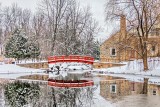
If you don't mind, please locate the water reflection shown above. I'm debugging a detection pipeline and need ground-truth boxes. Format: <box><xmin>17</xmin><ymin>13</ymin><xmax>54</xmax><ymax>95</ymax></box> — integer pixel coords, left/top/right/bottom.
<box><xmin>3</xmin><ymin>81</ymin><xmax>40</xmax><ymax>107</ymax></box>
<box><xmin>114</xmin><ymin>94</ymin><xmax>160</xmax><ymax>107</ymax></box>
<box><xmin>99</xmin><ymin>75</ymin><xmax>160</xmax><ymax>107</ymax></box>
<box><xmin>0</xmin><ymin>81</ymin><xmax>95</xmax><ymax>107</ymax></box>
<box><xmin>1</xmin><ymin>74</ymin><xmax>160</xmax><ymax>107</ymax></box>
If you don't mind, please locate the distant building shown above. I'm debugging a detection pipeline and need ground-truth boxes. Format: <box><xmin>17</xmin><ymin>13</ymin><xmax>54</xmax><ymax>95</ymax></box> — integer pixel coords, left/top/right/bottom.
<box><xmin>100</xmin><ymin>15</ymin><xmax>160</xmax><ymax>63</ymax></box>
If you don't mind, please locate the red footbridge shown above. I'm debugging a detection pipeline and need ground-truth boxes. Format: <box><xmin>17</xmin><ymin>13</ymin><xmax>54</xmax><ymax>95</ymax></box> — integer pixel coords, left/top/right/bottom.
<box><xmin>47</xmin><ymin>55</ymin><xmax>94</xmax><ymax>88</ymax></box>
<box><xmin>48</xmin><ymin>79</ymin><xmax>94</xmax><ymax>88</ymax></box>
<box><xmin>48</xmin><ymin>55</ymin><xmax>94</xmax><ymax>65</ymax></box>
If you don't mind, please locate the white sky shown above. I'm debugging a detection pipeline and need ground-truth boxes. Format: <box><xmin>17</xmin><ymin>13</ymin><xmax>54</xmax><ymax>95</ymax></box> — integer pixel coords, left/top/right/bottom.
<box><xmin>0</xmin><ymin>0</ymin><xmax>113</xmax><ymax>42</ymax></box>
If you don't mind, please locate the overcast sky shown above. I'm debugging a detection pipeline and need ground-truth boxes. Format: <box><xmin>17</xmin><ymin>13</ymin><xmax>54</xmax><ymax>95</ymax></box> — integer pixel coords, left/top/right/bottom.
<box><xmin>0</xmin><ymin>0</ymin><xmax>113</xmax><ymax>42</ymax></box>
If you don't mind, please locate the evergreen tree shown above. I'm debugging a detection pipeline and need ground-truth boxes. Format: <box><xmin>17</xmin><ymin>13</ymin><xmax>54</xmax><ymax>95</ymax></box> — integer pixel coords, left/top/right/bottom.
<box><xmin>5</xmin><ymin>29</ymin><xmax>28</xmax><ymax>61</ymax></box>
<box><xmin>93</xmin><ymin>40</ymin><xmax>100</xmax><ymax>60</ymax></box>
<box><xmin>5</xmin><ymin>29</ymin><xmax>41</xmax><ymax>61</ymax></box>
<box><xmin>26</xmin><ymin>42</ymin><xmax>40</xmax><ymax>59</ymax></box>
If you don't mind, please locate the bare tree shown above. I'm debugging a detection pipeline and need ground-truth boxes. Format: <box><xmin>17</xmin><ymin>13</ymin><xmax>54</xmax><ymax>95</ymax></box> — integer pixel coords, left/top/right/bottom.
<box><xmin>31</xmin><ymin>12</ymin><xmax>49</xmax><ymax>59</ymax></box>
<box><xmin>37</xmin><ymin>0</ymin><xmax>100</xmax><ymax>57</ymax></box>
<box><xmin>0</xmin><ymin>0</ymin><xmax>100</xmax><ymax>60</ymax></box>
<box><xmin>54</xmin><ymin>2</ymin><xmax>100</xmax><ymax>56</ymax></box>
<box><xmin>38</xmin><ymin>0</ymin><xmax>70</xmax><ymax>55</ymax></box>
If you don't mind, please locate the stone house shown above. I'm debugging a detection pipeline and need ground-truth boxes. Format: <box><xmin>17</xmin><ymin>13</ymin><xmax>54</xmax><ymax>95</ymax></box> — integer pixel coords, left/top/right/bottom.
<box><xmin>100</xmin><ymin>15</ymin><xmax>160</xmax><ymax>63</ymax></box>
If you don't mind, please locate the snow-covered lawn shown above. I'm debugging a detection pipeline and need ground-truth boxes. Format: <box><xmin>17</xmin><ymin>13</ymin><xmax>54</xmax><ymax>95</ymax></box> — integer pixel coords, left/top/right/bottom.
<box><xmin>0</xmin><ymin>64</ymin><xmax>44</xmax><ymax>73</ymax></box>
<box><xmin>0</xmin><ymin>64</ymin><xmax>45</xmax><ymax>79</ymax></box>
<box><xmin>90</xmin><ymin>57</ymin><xmax>160</xmax><ymax>85</ymax></box>
<box><xmin>94</xmin><ymin>57</ymin><xmax>160</xmax><ymax>76</ymax></box>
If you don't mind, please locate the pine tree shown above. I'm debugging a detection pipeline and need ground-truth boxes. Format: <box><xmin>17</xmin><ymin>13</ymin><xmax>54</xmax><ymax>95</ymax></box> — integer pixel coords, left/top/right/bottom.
<box><xmin>26</xmin><ymin>42</ymin><xmax>40</xmax><ymax>59</ymax></box>
<box><xmin>93</xmin><ymin>40</ymin><xmax>100</xmax><ymax>60</ymax></box>
<box><xmin>5</xmin><ymin>29</ymin><xmax>28</xmax><ymax>61</ymax></box>
<box><xmin>5</xmin><ymin>28</ymin><xmax>41</xmax><ymax>62</ymax></box>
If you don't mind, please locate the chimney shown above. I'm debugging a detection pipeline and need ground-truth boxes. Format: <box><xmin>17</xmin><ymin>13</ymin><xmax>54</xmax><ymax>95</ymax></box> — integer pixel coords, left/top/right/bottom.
<box><xmin>120</xmin><ymin>15</ymin><xmax>126</xmax><ymax>40</ymax></box>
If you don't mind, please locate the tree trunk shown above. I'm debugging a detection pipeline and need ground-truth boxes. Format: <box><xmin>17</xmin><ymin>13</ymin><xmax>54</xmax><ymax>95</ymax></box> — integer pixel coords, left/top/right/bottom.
<box><xmin>142</xmin><ymin>78</ymin><xmax>149</xmax><ymax>94</ymax></box>
<box><xmin>142</xmin><ymin>49</ymin><xmax>148</xmax><ymax>71</ymax></box>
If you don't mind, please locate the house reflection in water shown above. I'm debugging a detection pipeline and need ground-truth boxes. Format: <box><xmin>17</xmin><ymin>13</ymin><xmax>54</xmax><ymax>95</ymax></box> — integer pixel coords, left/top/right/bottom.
<box><xmin>100</xmin><ymin>75</ymin><xmax>160</xmax><ymax>100</ymax></box>
<box><xmin>148</xmin><ymin>84</ymin><xmax>160</xmax><ymax>96</ymax></box>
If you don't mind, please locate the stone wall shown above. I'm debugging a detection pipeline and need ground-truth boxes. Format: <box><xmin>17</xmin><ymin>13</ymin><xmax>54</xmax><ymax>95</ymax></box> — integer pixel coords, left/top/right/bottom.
<box><xmin>18</xmin><ymin>74</ymin><xmax>49</xmax><ymax>81</ymax></box>
<box><xmin>18</xmin><ymin>61</ymin><xmax>125</xmax><ymax>69</ymax></box>
<box><xmin>93</xmin><ymin>62</ymin><xmax>125</xmax><ymax>69</ymax></box>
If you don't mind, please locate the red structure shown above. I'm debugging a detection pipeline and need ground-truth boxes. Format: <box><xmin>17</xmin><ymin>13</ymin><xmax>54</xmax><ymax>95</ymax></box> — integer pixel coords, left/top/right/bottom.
<box><xmin>48</xmin><ymin>55</ymin><xmax>94</xmax><ymax>65</ymax></box>
<box><xmin>48</xmin><ymin>79</ymin><xmax>94</xmax><ymax>88</ymax></box>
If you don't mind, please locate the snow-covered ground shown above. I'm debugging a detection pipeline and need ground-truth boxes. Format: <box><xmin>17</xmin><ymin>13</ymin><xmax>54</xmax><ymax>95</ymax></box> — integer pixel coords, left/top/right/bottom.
<box><xmin>0</xmin><ymin>63</ymin><xmax>114</xmax><ymax>107</ymax></box>
<box><xmin>93</xmin><ymin>57</ymin><xmax>160</xmax><ymax>76</ymax></box>
<box><xmin>0</xmin><ymin>64</ymin><xmax>45</xmax><ymax>79</ymax></box>
<box><xmin>91</xmin><ymin>57</ymin><xmax>160</xmax><ymax>85</ymax></box>
<box><xmin>0</xmin><ymin>64</ymin><xmax>44</xmax><ymax>73</ymax></box>
<box><xmin>1</xmin><ymin>59</ymin><xmax>160</xmax><ymax>107</ymax></box>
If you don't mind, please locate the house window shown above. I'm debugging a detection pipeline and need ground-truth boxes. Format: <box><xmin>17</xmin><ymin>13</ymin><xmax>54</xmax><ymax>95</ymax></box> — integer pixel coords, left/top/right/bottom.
<box><xmin>110</xmin><ymin>48</ymin><xmax>116</xmax><ymax>56</ymax></box>
<box><xmin>153</xmin><ymin>90</ymin><xmax>156</xmax><ymax>95</ymax></box>
<box><xmin>110</xmin><ymin>84</ymin><xmax>116</xmax><ymax>93</ymax></box>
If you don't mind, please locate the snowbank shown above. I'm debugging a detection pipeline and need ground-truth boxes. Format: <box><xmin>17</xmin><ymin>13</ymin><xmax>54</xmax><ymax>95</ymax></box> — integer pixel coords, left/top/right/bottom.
<box><xmin>0</xmin><ymin>64</ymin><xmax>44</xmax><ymax>74</ymax></box>
<box><xmin>91</xmin><ymin>57</ymin><xmax>160</xmax><ymax>85</ymax></box>
<box><xmin>0</xmin><ymin>64</ymin><xmax>46</xmax><ymax>79</ymax></box>
<box><xmin>94</xmin><ymin>57</ymin><xmax>160</xmax><ymax>76</ymax></box>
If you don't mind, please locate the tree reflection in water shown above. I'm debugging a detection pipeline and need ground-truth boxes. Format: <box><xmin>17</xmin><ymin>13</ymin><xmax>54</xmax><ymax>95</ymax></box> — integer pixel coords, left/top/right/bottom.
<box><xmin>2</xmin><ymin>81</ymin><xmax>95</xmax><ymax>107</ymax></box>
<box><xmin>4</xmin><ymin>81</ymin><xmax>40</xmax><ymax>107</ymax></box>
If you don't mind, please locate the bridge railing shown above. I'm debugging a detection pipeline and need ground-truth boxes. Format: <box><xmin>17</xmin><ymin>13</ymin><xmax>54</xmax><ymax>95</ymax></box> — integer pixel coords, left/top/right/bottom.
<box><xmin>48</xmin><ymin>55</ymin><xmax>94</xmax><ymax>64</ymax></box>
